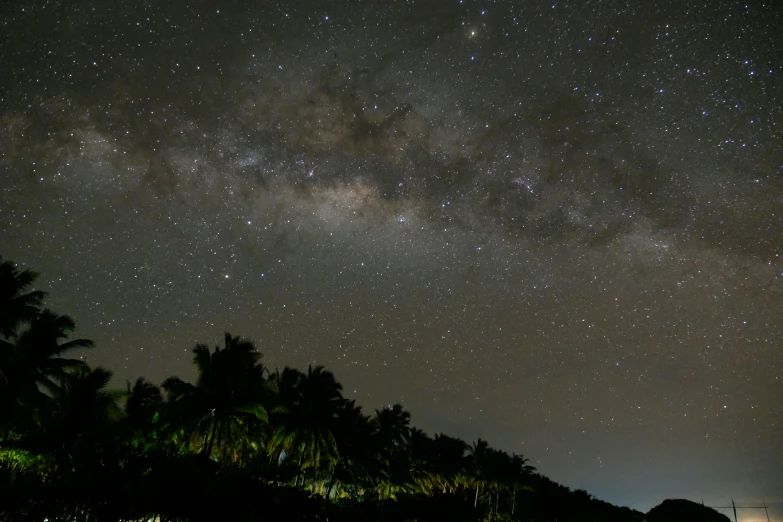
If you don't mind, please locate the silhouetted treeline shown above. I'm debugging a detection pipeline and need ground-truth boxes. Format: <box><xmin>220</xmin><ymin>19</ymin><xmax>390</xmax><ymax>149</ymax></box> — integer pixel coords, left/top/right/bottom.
<box><xmin>0</xmin><ymin>256</ymin><xmax>645</xmax><ymax>521</ymax></box>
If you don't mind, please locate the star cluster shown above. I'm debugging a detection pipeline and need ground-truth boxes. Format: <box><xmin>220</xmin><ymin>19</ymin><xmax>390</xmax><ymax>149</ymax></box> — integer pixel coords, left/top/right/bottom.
<box><xmin>1</xmin><ymin>0</ymin><xmax>781</xmax><ymax>516</ymax></box>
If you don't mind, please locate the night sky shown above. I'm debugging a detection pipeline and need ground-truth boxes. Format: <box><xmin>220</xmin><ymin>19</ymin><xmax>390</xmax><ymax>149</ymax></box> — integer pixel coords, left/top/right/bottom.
<box><xmin>1</xmin><ymin>0</ymin><xmax>781</xmax><ymax>517</ymax></box>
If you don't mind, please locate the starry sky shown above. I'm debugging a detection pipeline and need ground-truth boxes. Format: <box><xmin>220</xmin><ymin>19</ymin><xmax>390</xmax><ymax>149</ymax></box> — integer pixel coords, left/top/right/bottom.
<box><xmin>1</xmin><ymin>0</ymin><xmax>781</xmax><ymax>517</ymax></box>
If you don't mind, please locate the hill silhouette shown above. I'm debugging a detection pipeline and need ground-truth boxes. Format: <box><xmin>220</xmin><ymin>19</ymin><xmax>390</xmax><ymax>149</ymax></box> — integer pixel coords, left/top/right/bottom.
<box><xmin>648</xmin><ymin>499</ymin><xmax>732</xmax><ymax>522</ymax></box>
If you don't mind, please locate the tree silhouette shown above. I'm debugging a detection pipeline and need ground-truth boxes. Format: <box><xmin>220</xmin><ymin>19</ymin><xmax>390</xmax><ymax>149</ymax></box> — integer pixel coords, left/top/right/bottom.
<box><xmin>34</xmin><ymin>365</ymin><xmax>122</xmax><ymax>468</ymax></box>
<box><xmin>328</xmin><ymin>399</ymin><xmax>376</xmax><ymax>497</ymax></box>
<box><xmin>162</xmin><ymin>333</ymin><xmax>269</xmax><ymax>461</ymax></box>
<box><xmin>468</xmin><ymin>438</ymin><xmax>490</xmax><ymax>507</ymax></box>
<box><xmin>0</xmin><ymin>257</ymin><xmax>45</xmax><ymax>339</ymax></box>
<box><xmin>268</xmin><ymin>364</ymin><xmax>344</xmax><ymax>479</ymax></box>
<box><xmin>122</xmin><ymin>377</ymin><xmax>164</xmax><ymax>451</ymax></box>
<box><xmin>372</xmin><ymin>403</ymin><xmax>412</xmax><ymax>498</ymax></box>
<box><xmin>430</xmin><ymin>433</ymin><xmax>469</xmax><ymax>493</ymax></box>
<box><xmin>509</xmin><ymin>452</ymin><xmax>536</xmax><ymax>516</ymax></box>
<box><xmin>0</xmin><ymin>311</ymin><xmax>93</xmax><ymax>434</ymax></box>
<box><xmin>372</xmin><ymin>403</ymin><xmax>411</xmax><ymax>451</ymax></box>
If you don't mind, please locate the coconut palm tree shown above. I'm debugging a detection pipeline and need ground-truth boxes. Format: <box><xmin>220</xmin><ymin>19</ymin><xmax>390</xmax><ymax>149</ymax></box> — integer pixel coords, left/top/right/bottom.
<box><xmin>430</xmin><ymin>433</ymin><xmax>469</xmax><ymax>493</ymax></box>
<box><xmin>122</xmin><ymin>377</ymin><xmax>164</xmax><ymax>450</ymax></box>
<box><xmin>407</xmin><ymin>427</ymin><xmax>437</xmax><ymax>494</ymax></box>
<box><xmin>468</xmin><ymin>438</ymin><xmax>490</xmax><ymax>507</ymax></box>
<box><xmin>371</xmin><ymin>403</ymin><xmax>412</xmax><ymax>498</ymax></box>
<box><xmin>483</xmin><ymin>447</ymin><xmax>516</xmax><ymax>518</ymax></box>
<box><xmin>267</xmin><ymin>365</ymin><xmax>344</xmax><ymax>480</ymax></box>
<box><xmin>509</xmin><ymin>453</ymin><xmax>536</xmax><ymax>516</ymax></box>
<box><xmin>34</xmin><ymin>365</ymin><xmax>123</xmax><ymax>467</ymax></box>
<box><xmin>0</xmin><ymin>257</ymin><xmax>45</xmax><ymax>340</ymax></box>
<box><xmin>327</xmin><ymin>399</ymin><xmax>375</xmax><ymax>497</ymax></box>
<box><xmin>372</xmin><ymin>403</ymin><xmax>411</xmax><ymax>451</ymax></box>
<box><xmin>0</xmin><ymin>311</ymin><xmax>93</xmax><ymax>433</ymax></box>
<box><xmin>124</xmin><ymin>378</ymin><xmax>163</xmax><ymax>423</ymax></box>
<box><xmin>162</xmin><ymin>333</ymin><xmax>269</xmax><ymax>461</ymax></box>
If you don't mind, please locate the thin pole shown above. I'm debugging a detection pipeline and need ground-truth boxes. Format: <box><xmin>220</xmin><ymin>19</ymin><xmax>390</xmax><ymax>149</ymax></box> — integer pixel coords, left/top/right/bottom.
<box><xmin>732</xmin><ymin>499</ymin><xmax>738</xmax><ymax>522</ymax></box>
<box><xmin>763</xmin><ymin>498</ymin><xmax>770</xmax><ymax>522</ymax></box>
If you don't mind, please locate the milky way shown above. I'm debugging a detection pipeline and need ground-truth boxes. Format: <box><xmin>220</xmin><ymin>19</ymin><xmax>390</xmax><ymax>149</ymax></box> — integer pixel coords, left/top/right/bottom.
<box><xmin>1</xmin><ymin>0</ymin><xmax>781</xmax><ymax>516</ymax></box>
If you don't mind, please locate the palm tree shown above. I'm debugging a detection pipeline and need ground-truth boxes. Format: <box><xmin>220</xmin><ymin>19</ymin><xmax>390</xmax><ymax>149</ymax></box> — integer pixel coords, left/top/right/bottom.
<box><xmin>34</xmin><ymin>365</ymin><xmax>122</xmax><ymax>466</ymax></box>
<box><xmin>125</xmin><ymin>378</ymin><xmax>163</xmax><ymax>422</ymax></box>
<box><xmin>162</xmin><ymin>333</ymin><xmax>269</xmax><ymax>462</ymax></box>
<box><xmin>0</xmin><ymin>257</ymin><xmax>45</xmax><ymax>339</ymax></box>
<box><xmin>371</xmin><ymin>403</ymin><xmax>412</xmax><ymax>498</ymax></box>
<box><xmin>372</xmin><ymin>403</ymin><xmax>411</xmax><ymax>451</ymax></box>
<box><xmin>484</xmin><ymin>447</ymin><xmax>515</xmax><ymax>518</ymax></box>
<box><xmin>509</xmin><ymin>453</ymin><xmax>535</xmax><ymax>516</ymax></box>
<box><xmin>468</xmin><ymin>438</ymin><xmax>490</xmax><ymax>507</ymax></box>
<box><xmin>0</xmin><ymin>311</ymin><xmax>93</xmax><ymax>433</ymax></box>
<box><xmin>407</xmin><ymin>427</ymin><xmax>437</xmax><ymax>494</ymax></box>
<box><xmin>328</xmin><ymin>399</ymin><xmax>375</xmax><ymax>497</ymax></box>
<box><xmin>430</xmin><ymin>433</ymin><xmax>469</xmax><ymax>493</ymax></box>
<box><xmin>267</xmin><ymin>365</ymin><xmax>344</xmax><ymax>481</ymax></box>
<box><xmin>122</xmin><ymin>377</ymin><xmax>164</xmax><ymax>450</ymax></box>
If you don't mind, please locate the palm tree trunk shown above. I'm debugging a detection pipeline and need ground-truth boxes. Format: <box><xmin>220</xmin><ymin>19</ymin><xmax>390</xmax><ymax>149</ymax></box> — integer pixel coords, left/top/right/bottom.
<box><xmin>204</xmin><ymin>418</ymin><xmax>219</xmax><ymax>456</ymax></box>
<box><xmin>512</xmin><ymin>486</ymin><xmax>516</xmax><ymax>515</ymax></box>
<box><xmin>488</xmin><ymin>489</ymin><xmax>493</xmax><ymax>519</ymax></box>
<box><xmin>495</xmin><ymin>490</ymin><xmax>499</xmax><ymax>518</ymax></box>
<box><xmin>326</xmin><ymin>466</ymin><xmax>338</xmax><ymax>499</ymax></box>
<box><xmin>474</xmin><ymin>483</ymin><xmax>480</xmax><ymax>507</ymax></box>
<box><xmin>294</xmin><ymin>455</ymin><xmax>303</xmax><ymax>487</ymax></box>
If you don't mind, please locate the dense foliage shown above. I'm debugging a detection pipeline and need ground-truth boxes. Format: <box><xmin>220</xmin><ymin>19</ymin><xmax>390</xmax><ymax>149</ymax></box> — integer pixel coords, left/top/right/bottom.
<box><xmin>0</xmin><ymin>257</ymin><xmax>645</xmax><ymax>521</ymax></box>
